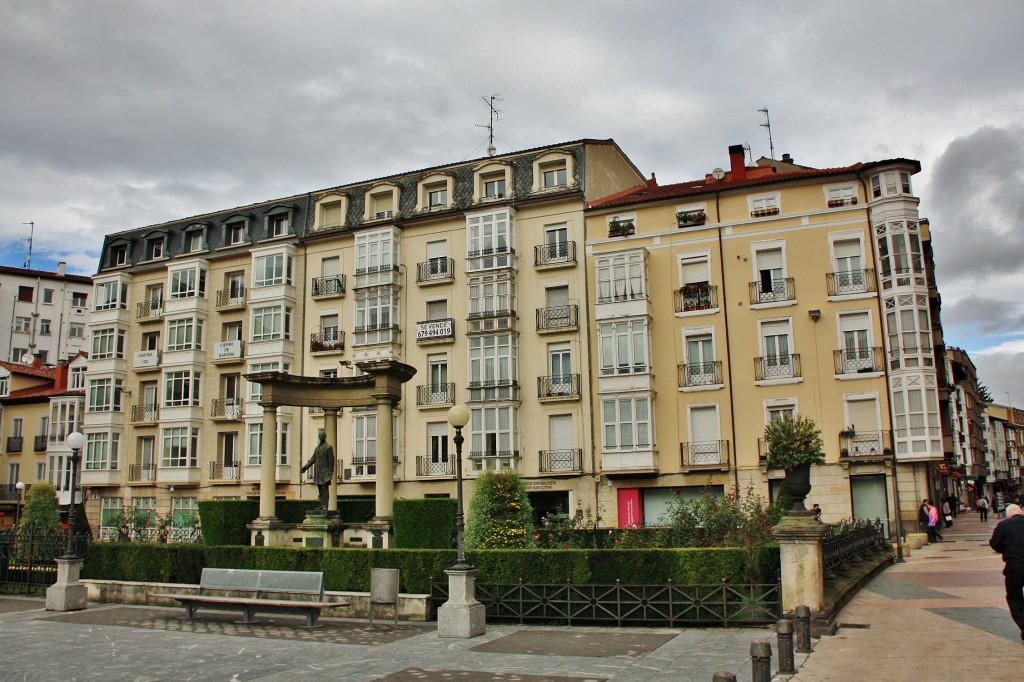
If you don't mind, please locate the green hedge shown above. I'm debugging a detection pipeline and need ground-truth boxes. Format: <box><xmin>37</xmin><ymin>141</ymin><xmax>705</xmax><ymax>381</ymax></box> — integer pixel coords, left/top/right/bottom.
<box><xmin>197</xmin><ymin>498</ymin><xmax>377</xmax><ymax>546</ymax></box>
<box><xmin>82</xmin><ymin>544</ymin><xmax>779</xmax><ymax>593</ymax></box>
<box><xmin>393</xmin><ymin>498</ymin><xmax>456</xmax><ymax>548</ymax></box>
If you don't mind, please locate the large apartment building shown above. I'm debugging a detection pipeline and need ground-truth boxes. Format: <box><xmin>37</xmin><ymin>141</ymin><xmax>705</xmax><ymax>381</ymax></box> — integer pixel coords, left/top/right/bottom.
<box><xmin>584</xmin><ymin>146</ymin><xmax>943</xmax><ymax>529</ymax></box>
<box><xmin>80</xmin><ymin>140</ymin><xmax>645</xmax><ymax>535</ymax></box>
<box><xmin>0</xmin><ymin>264</ymin><xmax>92</xmax><ymax>365</ymax></box>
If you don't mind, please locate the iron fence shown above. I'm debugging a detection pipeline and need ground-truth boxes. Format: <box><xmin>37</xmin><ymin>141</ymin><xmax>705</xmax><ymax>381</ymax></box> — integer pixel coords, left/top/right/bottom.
<box><xmin>822</xmin><ymin>518</ymin><xmax>889</xmax><ymax>575</ymax></box>
<box><xmin>0</xmin><ymin>525</ymin><xmax>90</xmax><ymax>593</ymax></box>
<box><xmin>429</xmin><ymin>579</ymin><xmax>781</xmax><ymax>627</ymax></box>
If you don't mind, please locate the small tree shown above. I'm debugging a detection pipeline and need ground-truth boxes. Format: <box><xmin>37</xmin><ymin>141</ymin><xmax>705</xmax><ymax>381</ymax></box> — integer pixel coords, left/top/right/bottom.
<box><xmin>21</xmin><ymin>481</ymin><xmax>62</xmax><ymax>533</ymax></box>
<box><xmin>465</xmin><ymin>470</ymin><xmax>536</xmax><ymax>549</ymax></box>
<box><xmin>764</xmin><ymin>414</ymin><xmax>826</xmax><ymax>470</ymax></box>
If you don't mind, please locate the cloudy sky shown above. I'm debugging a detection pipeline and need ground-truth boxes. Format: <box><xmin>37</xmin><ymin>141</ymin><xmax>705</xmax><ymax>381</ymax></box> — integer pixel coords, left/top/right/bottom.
<box><xmin>2</xmin><ymin>0</ymin><xmax>1022</xmax><ymax>405</ymax></box>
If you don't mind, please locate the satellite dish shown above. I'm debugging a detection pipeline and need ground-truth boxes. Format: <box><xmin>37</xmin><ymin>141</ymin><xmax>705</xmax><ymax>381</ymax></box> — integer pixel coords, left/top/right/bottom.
<box><xmin>712</xmin><ymin>168</ymin><xmax>725</xmax><ymax>180</ymax></box>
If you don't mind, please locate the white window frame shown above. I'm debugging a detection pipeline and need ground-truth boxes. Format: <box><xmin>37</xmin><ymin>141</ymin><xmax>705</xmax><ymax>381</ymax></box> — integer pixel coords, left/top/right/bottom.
<box><xmin>162</xmin><ymin>427</ymin><xmax>199</xmax><ymax>468</ymax></box>
<box><xmin>601</xmin><ymin>396</ymin><xmax>652</xmax><ymax>452</ymax></box>
<box><xmin>355</xmin><ymin>228</ymin><xmax>399</xmax><ymax>275</ymax></box>
<box><xmin>253</xmin><ymin>252</ymin><xmax>292</xmax><ymax>287</ymax></box>
<box><xmin>85</xmin><ymin>432</ymin><xmax>120</xmax><ymax>471</ymax></box>
<box><xmin>749</xmin><ymin>192</ymin><xmax>781</xmax><ymax>216</ymax></box>
<box><xmin>469</xmin><ymin>405</ymin><xmax>519</xmax><ymax>470</ymax></box>
<box><xmin>251</xmin><ymin>305</ymin><xmax>291</xmax><ymax>342</ymax></box>
<box><xmin>466</xmin><ymin>209</ymin><xmax>514</xmax><ymax>271</ymax></box>
<box><xmin>354</xmin><ymin>288</ymin><xmax>398</xmax><ymax>345</ymax></box>
<box><xmin>418</xmin><ymin>174</ymin><xmax>453</xmax><ymax>211</ymax></box>
<box><xmin>468</xmin><ymin>273</ymin><xmax>514</xmax><ymax>318</ymax></box>
<box><xmin>166</xmin><ymin>317</ymin><xmax>203</xmax><ymax>351</ymax></box>
<box><xmin>169</xmin><ymin>266</ymin><xmax>206</xmax><ymax>299</ymax></box>
<box><xmin>468</xmin><ymin>335</ymin><xmax>518</xmax><ymax>400</ymax></box>
<box><xmin>163</xmin><ymin>369</ymin><xmax>201</xmax><ymax>407</ymax></box>
<box><xmin>598</xmin><ymin>319</ymin><xmax>649</xmax><ymax>376</ymax></box>
<box><xmin>94</xmin><ymin>280</ymin><xmax>128</xmax><ymax>311</ymax></box>
<box><xmin>595</xmin><ymin>252</ymin><xmax>646</xmax><ymax>303</ymax></box>
<box><xmin>365</xmin><ymin>184</ymin><xmax>399</xmax><ymax>221</ymax></box>
<box><xmin>824</xmin><ymin>183</ymin><xmax>858</xmax><ymax>207</ymax></box>
<box><xmin>315</xmin><ymin>195</ymin><xmax>347</xmax><ymax>231</ymax></box>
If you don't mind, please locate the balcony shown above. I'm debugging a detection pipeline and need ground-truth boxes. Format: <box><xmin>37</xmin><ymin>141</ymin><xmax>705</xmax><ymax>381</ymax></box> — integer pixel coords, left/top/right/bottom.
<box><xmin>416</xmin><ymin>456</ymin><xmax>456</xmax><ymax>477</ymax></box>
<box><xmin>128</xmin><ymin>464</ymin><xmax>156</xmax><ymax>482</ymax></box>
<box><xmin>157</xmin><ymin>466</ymin><xmax>202</xmax><ymax>485</ymax></box>
<box><xmin>130</xmin><ymin>404</ymin><xmax>159</xmax><ymax>423</ymax></box>
<box><xmin>34</xmin><ymin>435</ymin><xmax>48</xmax><ymax>452</ymax></box>
<box><xmin>826</xmin><ymin>269</ymin><xmax>876</xmax><ymax>297</ymax></box>
<box><xmin>416</xmin><ymin>258</ymin><xmax>455</xmax><ymax>284</ymax></box>
<box><xmin>211</xmin><ymin>398</ymin><xmax>244</xmax><ymax>420</ymax></box>
<box><xmin>534</xmin><ymin>241</ymin><xmax>576</xmax><ymax>269</ymax></box>
<box><xmin>311</xmin><ymin>275</ymin><xmax>346</xmax><ymax>298</ymax></box>
<box><xmin>681</xmin><ymin>440</ymin><xmax>731</xmax><ymax>470</ymax></box>
<box><xmin>754</xmin><ymin>354</ymin><xmax>802</xmax><ymax>381</ymax></box>
<box><xmin>133</xmin><ymin>349</ymin><xmax>161</xmax><ymax>371</ymax></box>
<box><xmin>834</xmin><ymin>347</ymin><xmax>885</xmax><ymax>375</ymax></box>
<box><xmin>827</xmin><ymin>197</ymin><xmax>858</xmax><ymax>208</ymax></box>
<box><xmin>750</xmin><ymin>207</ymin><xmax>780</xmax><ymax>218</ymax></box>
<box><xmin>416</xmin><ymin>383</ymin><xmax>455</xmax><ymax>408</ymax></box>
<box><xmin>136</xmin><ymin>300</ymin><xmax>164</xmax><ymax>322</ymax></box>
<box><xmin>675</xmin><ymin>283</ymin><xmax>718</xmax><ymax>313</ymax></box>
<box><xmin>353</xmin><ymin>323</ymin><xmax>398</xmax><ymax>347</ymax></box>
<box><xmin>216</xmin><ymin>287</ymin><xmax>247</xmax><ymax>309</ymax></box>
<box><xmin>466</xmin><ymin>309</ymin><xmax>517</xmax><ymax>335</ymax></box>
<box><xmin>676</xmin><ymin>210</ymin><xmax>707</xmax><ymax>227</ymax></box>
<box><xmin>467</xmin><ymin>379</ymin><xmax>520</xmax><ymax>403</ymax></box>
<box><xmin>840</xmin><ymin>430</ymin><xmax>891</xmax><ymax>459</ymax></box>
<box><xmin>209</xmin><ymin>462</ymin><xmax>241</xmax><ymax>481</ymax></box>
<box><xmin>468</xmin><ymin>451</ymin><xmax>521</xmax><ymax>472</ymax></box>
<box><xmin>212</xmin><ymin>340</ymin><xmax>244</xmax><ymax>364</ymax></box>
<box><xmin>353</xmin><ymin>264</ymin><xmax>400</xmax><ymax>289</ymax></box>
<box><xmin>416</xmin><ymin>318</ymin><xmax>456</xmax><ymax>345</ymax></box>
<box><xmin>0</xmin><ymin>483</ymin><xmax>29</xmax><ymax>501</ymax></box>
<box><xmin>310</xmin><ymin>329</ymin><xmax>345</xmax><ymax>353</ymax></box>
<box><xmin>535</xmin><ymin>305</ymin><xmax>578</xmax><ymax>333</ymax></box>
<box><xmin>5</xmin><ymin>436</ymin><xmax>23</xmax><ymax>453</ymax></box>
<box><xmin>678</xmin><ymin>360</ymin><xmax>723</xmax><ymax>388</ymax></box>
<box><xmin>539</xmin><ymin>448</ymin><xmax>583</xmax><ymax>474</ymax></box>
<box><xmin>537</xmin><ymin>374</ymin><xmax>580</xmax><ymax>400</ymax></box>
<box><xmin>749</xmin><ymin>277</ymin><xmax>795</xmax><ymax>305</ymax></box>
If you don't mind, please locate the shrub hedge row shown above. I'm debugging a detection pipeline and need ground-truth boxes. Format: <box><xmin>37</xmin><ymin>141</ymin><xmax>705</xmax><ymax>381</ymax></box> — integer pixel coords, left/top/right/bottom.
<box><xmin>82</xmin><ymin>544</ymin><xmax>778</xmax><ymax>593</ymax></box>
<box><xmin>393</xmin><ymin>498</ymin><xmax>457</xmax><ymax>548</ymax></box>
<box><xmin>196</xmin><ymin>498</ymin><xmax>378</xmax><ymax>546</ymax></box>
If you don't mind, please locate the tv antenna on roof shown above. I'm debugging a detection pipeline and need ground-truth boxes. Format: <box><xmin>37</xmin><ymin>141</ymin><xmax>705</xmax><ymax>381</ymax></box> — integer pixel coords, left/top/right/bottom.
<box><xmin>476</xmin><ymin>94</ymin><xmax>503</xmax><ymax>156</ymax></box>
<box><xmin>758</xmin><ymin>107</ymin><xmax>776</xmax><ymax>160</ymax></box>
<box><xmin>22</xmin><ymin>221</ymin><xmax>34</xmax><ymax>269</ymax></box>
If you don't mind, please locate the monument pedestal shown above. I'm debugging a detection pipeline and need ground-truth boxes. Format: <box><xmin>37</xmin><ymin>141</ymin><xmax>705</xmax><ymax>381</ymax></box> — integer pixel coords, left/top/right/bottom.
<box><xmin>298</xmin><ymin>510</ymin><xmax>343</xmax><ymax>548</ymax></box>
<box><xmin>365</xmin><ymin>517</ymin><xmax>394</xmax><ymax>549</ymax></box>
<box><xmin>46</xmin><ymin>557</ymin><xmax>87</xmax><ymax>612</ymax></box>
<box><xmin>437</xmin><ymin>566</ymin><xmax>486</xmax><ymax>638</ymax></box>
<box><xmin>247</xmin><ymin>516</ymin><xmax>292</xmax><ymax>547</ymax></box>
<box><xmin>771</xmin><ymin>515</ymin><xmax>830</xmax><ymax>613</ymax></box>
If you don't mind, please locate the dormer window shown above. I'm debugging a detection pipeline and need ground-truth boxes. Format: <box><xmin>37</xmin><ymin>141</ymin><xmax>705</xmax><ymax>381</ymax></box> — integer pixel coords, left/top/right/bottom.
<box><xmin>145</xmin><ymin>235</ymin><xmax>166</xmax><ymax>260</ymax></box>
<box><xmin>532</xmin><ymin>152</ymin><xmax>575</xmax><ymax>193</ymax></box>
<box><xmin>315</xmin><ymin>195</ymin><xmax>347</xmax><ymax>232</ymax></box>
<box><xmin>483</xmin><ymin>173</ymin><xmax>506</xmax><ymax>199</ymax></box>
<box><xmin>186</xmin><ymin>229</ymin><xmax>205</xmax><ymax>253</ymax></box>
<box><xmin>366</xmin><ymin>185</ymin><xmax>399</xmax><ymax>221</ymax></box>
<box><xmin>265</xmin><ymin>205</ymin><xmax>295</xmax><ymax>238</ymax></box>
<box><xmin>225</xmin><ymin>219</ymin><xmax>249</xmax><ymax>245</ymax></box>
<box><xmin>108</xmin><ymin>244</ymin><xmax>129</xmax><ymax>268</ymax></box>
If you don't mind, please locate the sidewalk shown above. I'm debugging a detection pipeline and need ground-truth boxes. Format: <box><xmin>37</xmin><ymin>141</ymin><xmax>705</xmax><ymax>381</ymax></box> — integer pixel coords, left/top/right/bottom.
<box><xmin>791</xmin><ymin>513</ymin><xmax>1023</xmax><ymax>680</ymax></box>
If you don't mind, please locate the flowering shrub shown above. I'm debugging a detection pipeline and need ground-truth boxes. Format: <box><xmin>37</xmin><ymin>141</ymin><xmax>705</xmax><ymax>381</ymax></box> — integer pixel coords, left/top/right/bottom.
<box><xmin>465</xmin><ymin>471</ymin><xmax>535</xmax><ymax>549</ymax></box>
<box><xmin>659</xmin><ymin>484</ymin><xmax>785</xmax><ymax>549</ymax></box>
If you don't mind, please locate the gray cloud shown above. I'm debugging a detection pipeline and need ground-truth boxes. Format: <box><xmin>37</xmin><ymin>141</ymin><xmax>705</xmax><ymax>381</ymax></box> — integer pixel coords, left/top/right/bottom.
<box><xmin>942</xmin><ymin>295</ymin><xmax>1024</xmax><ymax>335</ymax></box>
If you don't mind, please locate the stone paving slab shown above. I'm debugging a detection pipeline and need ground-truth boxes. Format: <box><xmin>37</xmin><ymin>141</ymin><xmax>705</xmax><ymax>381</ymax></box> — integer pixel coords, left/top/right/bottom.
<box><xmin>0</xmin><ymin>595</ymin><xmax>44</xmax><ymax>613</ymax></box>
<box><xmin>470</xmin><ymin>630</ymin><xmax>674</xmax><ymax>658</ymax></box>
<box><xmin>375</xmin><ymin>669</ymin><xmax>607</xmax><ymax>681</ymax></box>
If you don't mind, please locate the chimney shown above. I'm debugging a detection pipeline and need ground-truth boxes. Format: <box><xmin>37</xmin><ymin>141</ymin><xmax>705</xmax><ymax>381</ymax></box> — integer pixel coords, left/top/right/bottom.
<box><xmin>646</xmin><ymin>172</ymin><xmax>658</xmax><ymax>188</ymax></box>
<box><xmin>57</xmin><ymin>261</ymin><xmax>67</xmax><ymax>276</ymax></box>
<box><xmin>32</xmin><ymin>353</ymin><xmax>43</xmax><ymax>369</ymax></box>
<box><xmin>55</xmin><ymin>360</ymin><xmax>68</xmax><ymax>390</ymax></box>
<box><xmin>728</xmin><ymin>144</ymin><xmax>746</xmax><ymax>181</ymax></box>
<box><xmin>781</xmin><ymin>153</ymin><xmax>793</xmax><ymax>164</ymax></box>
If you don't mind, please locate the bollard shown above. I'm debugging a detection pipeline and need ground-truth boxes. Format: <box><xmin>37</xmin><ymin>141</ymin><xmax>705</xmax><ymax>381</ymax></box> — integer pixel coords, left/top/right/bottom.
<box><xmin>711</xmin><ymin>674</ymin><xmax>737</xmax><ymax>682</ymax></box>
<box><xmin>794</xmin><ymin>605</ymin><xmax>812</xmax><ymax>653</ymax></box>
<box><xmin>750</xmin><ymin>639</ymin><xmax>772</xmax><ymax>682</ymax></box>
<box><xmin>776</xmin><ymin>619</ymin><xmax>796</xmax><ymax>674</ymax></box>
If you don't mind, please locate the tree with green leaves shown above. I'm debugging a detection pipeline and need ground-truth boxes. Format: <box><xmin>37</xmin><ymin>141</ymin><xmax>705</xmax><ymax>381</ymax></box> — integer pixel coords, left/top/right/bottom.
<box><xmin>465</xmin><ymin>470</ymin><xmax>536</xmax><ymax>549</ymax></box>
<box><xmin>20</xmin><ymin>481</ymin><xmax>62</xmax><ymax>533</ymax></box>
<box><xmin>764</xmin><ymin>414</ymin><xmax>826</xmax><ymax>470</ymax></box>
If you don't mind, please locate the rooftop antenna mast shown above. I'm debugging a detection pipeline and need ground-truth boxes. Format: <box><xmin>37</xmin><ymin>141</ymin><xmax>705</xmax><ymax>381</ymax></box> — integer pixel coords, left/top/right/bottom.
<box><xmin>22</xmin><ymin>221</ymin><xmax>34</xmax><ymax>269</ymax></box>
<box><xmin>476</xmin><ymin>94</ymin><xmax>503</xmax><ymax>156</ymax></box>
<box><xmin>758</xmin><ymin>107</ymin><xmax>776</xmax><ymax>160</ymax></box>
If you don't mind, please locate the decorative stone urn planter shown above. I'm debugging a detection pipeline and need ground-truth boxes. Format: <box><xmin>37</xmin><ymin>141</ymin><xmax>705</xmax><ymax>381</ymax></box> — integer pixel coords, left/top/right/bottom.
<box><xmin>782</xmin><ymin>462</ymin><xmax>813</xmax><ymax>515</ymax></box>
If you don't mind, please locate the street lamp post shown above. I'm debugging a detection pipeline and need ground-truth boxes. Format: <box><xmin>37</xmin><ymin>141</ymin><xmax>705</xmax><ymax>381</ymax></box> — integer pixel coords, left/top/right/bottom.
<box><xmin>437</xmin><ymin>404</ymin><xmax>485</xmax><ymax>638</ymax></box>
<box><xmin>64</xmin><ymin>431</ymin><xmax>86</xmax><ymax>558</ymax></box>
<box><xmin>14</xmin><ymin>481</ymin><xmax>25</xmax><ymax>526</ymax></box>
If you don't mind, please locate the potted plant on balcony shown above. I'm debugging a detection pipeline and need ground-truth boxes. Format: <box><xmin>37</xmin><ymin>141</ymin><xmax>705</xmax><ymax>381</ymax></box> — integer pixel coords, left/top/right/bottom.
<box><xmin>676</xmin><ymin>209</ymin><xmax>706</xmax><ymax>227</ymax></box>
<box><xmin>608</xmin><ymin>218</ymin><xmax>634</xmax><ymax>237</ymax></box>
<box><xmin>764</xmin><ymin>414</ymin><xmax>825</xmax><ymax>515</ymax></box>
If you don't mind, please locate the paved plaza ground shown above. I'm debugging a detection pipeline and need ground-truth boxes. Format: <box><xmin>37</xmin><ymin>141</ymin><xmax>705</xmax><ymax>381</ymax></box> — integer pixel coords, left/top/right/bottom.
<box><xmin>1</xmin><ymin>514</ymin><xmax>1021</xmax><ymax>681</ymax></box>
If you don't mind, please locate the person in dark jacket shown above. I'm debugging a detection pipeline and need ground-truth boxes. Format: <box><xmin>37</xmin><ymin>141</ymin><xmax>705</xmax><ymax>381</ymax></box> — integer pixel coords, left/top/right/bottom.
<box><xmin>918</xmin><ymin>499</ymin><xmax>930</xmax><ymax>533</ymax></box>
<box><xmin>989</xmin><ymin>503</ymin><xmax>1024</xmax><ymax>642</ymax></box>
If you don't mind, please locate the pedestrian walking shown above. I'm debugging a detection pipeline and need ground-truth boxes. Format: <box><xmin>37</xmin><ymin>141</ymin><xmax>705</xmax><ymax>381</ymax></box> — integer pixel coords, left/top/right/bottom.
<box><xmin>919</xmin><ymin>499</ymin><xmax>930</xmax><ymax>533</ymax></box>
<box><xmin>988</xmin><ymin>503</ymin><xmax>1024</xmax><ymax>642</ymax></box>
<box><xmin>978</xmin><ymin>496</ymin><xmax>990</xmax><ymax>522</ymax></box>
<box><xmin>942</xmin><ymin>499</ymin><xmax>953</xmax><ymax>528</ymax></box>
<box><xmin>948</xmin><ymin>494</ymin><xmax>960</xmax><ymax>518</ymax></box>
<box><xmin>927</xmin><ymin>500</ymin><xmax>943</xmax><ymax>542</ymax></box>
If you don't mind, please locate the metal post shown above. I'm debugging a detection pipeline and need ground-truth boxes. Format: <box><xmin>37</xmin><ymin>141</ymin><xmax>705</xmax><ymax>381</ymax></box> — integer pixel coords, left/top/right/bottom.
<box><xmin>15</xmin><ymin>481</ymin><xmax>25</xmax><ymax>525</ymax></box>
<box><xmin>453</xmin><ymin>424</ymin><xmax>466</xmax><ymax>567</ymax></box>
<box><xmin>750</xmin><ymin>639</ymin><xmax>772</xmax><ymax>682</ymax></box>
<box><xmin>65</xmin><ymin>447</ymin><xmax>81</xmax><ymax>558</ymax></box>
<box><xmin>776</xmin><ymin>619</ymin><xmax>796</xmax><ymax>674</ymax></box>
<box><xmin>794</xmin><ymin>604</ymin><xmax>812</xmax><ymax>653</ymax></box>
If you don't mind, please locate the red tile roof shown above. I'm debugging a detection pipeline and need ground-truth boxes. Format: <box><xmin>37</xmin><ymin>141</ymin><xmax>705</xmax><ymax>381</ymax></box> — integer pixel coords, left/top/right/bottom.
<box><xmin>0</xmin><ymin>361</ymin><xmax>57</xmax><ymax>379</ymax></box>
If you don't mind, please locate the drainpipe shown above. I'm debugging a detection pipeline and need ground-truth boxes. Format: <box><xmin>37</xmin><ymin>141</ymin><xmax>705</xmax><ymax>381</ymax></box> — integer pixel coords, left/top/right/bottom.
<box><xmin>582</xmin><ymin>208</ymin><xmax>601</xmax><ymax>521</ymax></box>
<box><xmin>716</xmin><ymin>190</ymin><xmax>741</xmax><ymax>492</ymax></box>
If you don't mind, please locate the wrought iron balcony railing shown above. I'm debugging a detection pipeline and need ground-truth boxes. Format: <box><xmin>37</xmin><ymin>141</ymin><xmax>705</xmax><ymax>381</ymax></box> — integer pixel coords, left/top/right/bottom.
<box><xmin>310</xmin><ymin>328</ymin><xmax>345</xmax><ymax>353</ymax></box>
<box><xmin>749</xmin><ymin>277</ymin><xmax>795</xmax><ymax>304</ymax></box>
<box><xmin>128</xmin><ymin>464</ymin><xmax>156</xmax><ymax>482</ymax></box>
<box><xmin>839</xmin><ymin>430</ymin><xmax>891</xmax><ymax>457</ymax></box>
<box><xmin>681</xmin><ymin>440</ymin><xmax>730</xmax><ymax>469</ymax></box>
<box><xmin>536</xmin><ymin>305</ymin><xmax>578</xmax><ymax>331</ymax></box>
<box><xmin>826</xmin><ymin>269</ymin><xmax>876</xmax><ymax>296</ymax></box>
<box><xmin>416</xmin><ymin>383</ymin><xmax>455</xmax><ymax>407</ymax></box>
<box><xmin>416</xmin><ymin>456</ymin><xmax>456</xmax><ymax>477</ymax></box>
<box><xmin>211</xmin><ymin>398</ymin><xmax>244</xmax><ymax>419</ymax></box>
<box><xmin>130</xmin><ymin>404</ymin><xmax>159</xmax><ymax>423</ymax></box>
<box><xmin>34</xmin><ymin>435</ymin><xmax>47</xmax><ymax>452</ymax></box>
<box><xmin>678</xmin><ymin>361</ymin><xmax>723</xmax><ymax>388</ymax></box>
<box><xmin>534</xmin><ymin>241</ymin><xmax>576</xmax><ymax>267</ymax></box>
<box><xmin>833</xmin><ymin>347</ymin><xmax>885</xmax><ymax>374</ymax></box>
<box><xmin>538</xmin><ymin>448</ymin><xmax>583</xmax><ymax>473</ymax></box>
<box><xmin>136</xmin><ymin>300</ymin><xmax>164</xmax><ymax>319</ymax></box>
<box><xmin>5</xmin><ymin>436</ymin><xmax>23</xmax><ymax>453</ymax></box>
<box><xmin>675</xmin><ymin>283</ymin><xmax>718</xmax><ymax>313</ymax></box>
<box><xmin>754</xmin><ymin>354</ymin><xmax>801</xmax><ymax>381</ymax></box>
<box><xmin>311</xmin><ymin>275</ymin><xmax>346</xmax><ymax>297</ymax></box>
<box><xmin>537</xmin><ymin>374</ymin><xmax>580</xmax><ymax>398</ymax></box>
<box><xmin>416</xmin><ymin>258</ymin><xmax>455</xmax><ymax>283</ymax></box>
<box><xmin>215</xmin><ymin>288</ymin><xmax>246</xmax><ymax>308</ymax></box>
<box><xmin>209</xmin><ymin>462</ymin><xmax>241</xmax><ymax>480</ymax></box>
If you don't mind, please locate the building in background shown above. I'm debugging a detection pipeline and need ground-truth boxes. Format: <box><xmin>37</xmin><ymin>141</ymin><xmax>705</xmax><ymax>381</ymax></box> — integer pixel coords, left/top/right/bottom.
<box><xmin>584</xmin><ymin>145</ymin><xmax>943</xmax><ymax>531</ymax></box>
<box><xmin>82</xmin><ymin>140</ymin><xmax>645</xmax><ymax>538</ymax></box>
<box><xmin>983</xmin><ymin>403</ymin><xmax>1024</xmax><ymax>509</ymax></box>
<box><xmin>0</xmin><ymin>264</ymin><xmax>92</xmax><ymax>366</ymax></box>
<box><xmin>939</xmin><ymin>347</ymin><xmax>988</xmax><ymax>503</ymax></box>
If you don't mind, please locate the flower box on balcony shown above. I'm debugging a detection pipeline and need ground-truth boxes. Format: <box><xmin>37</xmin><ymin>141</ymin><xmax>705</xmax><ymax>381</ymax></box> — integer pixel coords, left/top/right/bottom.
<box><xmin>827</xmin><ymin>198</ymin><xmax>858</xmax><ymax>208</ymax></box>
<box><xmin>676</xmin><ymin>210</ymin><xmax>706</xmax><ymax>227</ymax></box>
<box><xmin>750</xmin><ymin>207</ymin><xmax>780</xmax><ymax>218</ymax></box>
<box><xmin>608</xmin><ymin>219</ymin><xmax>635</xmax><ymax>237</ymax></box>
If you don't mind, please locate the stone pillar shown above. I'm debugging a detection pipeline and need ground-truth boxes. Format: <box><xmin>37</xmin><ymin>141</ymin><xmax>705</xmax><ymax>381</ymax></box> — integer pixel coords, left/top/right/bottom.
<box><xmin>373</xmin><ymin>394</ymin><xmax>395</xmax><ymax>521</ymax></box>
<box><xmin>771</xmin><ymin>515</ymin><xmax>830</xmax><ymax>613</ymax></box>
<box><xmin>323</xmin><ymin>407</ymin><xmax>340</xmax><ymax>515</ymax></box>
<box><xmin>437</xmin><ymin>566</ymin><xmax>486</xmax><ymax>638</ymax></box>
<box><xmin>258</xmin><ymin>402</ymin><xmax>279</xmax><ymax>520</ymax></box>
<box><xmin>45</xmin><ymin>557</ymin><xmax>87</xmax><ymax>612</ymax></box>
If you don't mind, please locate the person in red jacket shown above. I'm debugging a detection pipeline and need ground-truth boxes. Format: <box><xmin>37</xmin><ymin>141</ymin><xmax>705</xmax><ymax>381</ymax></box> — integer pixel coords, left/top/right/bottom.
<box><xmin>990</xmin><ymin>503</ymin><xmax>1024</xmax><ymax>642</ymax></box>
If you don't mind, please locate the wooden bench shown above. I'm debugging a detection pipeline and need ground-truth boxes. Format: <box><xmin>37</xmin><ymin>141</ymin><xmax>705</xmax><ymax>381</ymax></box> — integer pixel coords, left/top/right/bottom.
<box><xmin>156</xmin><ymin>568</ymin><xmax>335</xmax><ymax>627</ymax></box>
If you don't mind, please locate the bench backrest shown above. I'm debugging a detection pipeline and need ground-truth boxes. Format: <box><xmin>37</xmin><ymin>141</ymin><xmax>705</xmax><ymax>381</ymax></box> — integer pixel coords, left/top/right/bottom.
<box><xmin>199</xmin><ymin>568</ymin><xmax>324</xmax><ymax>599</ymax></box>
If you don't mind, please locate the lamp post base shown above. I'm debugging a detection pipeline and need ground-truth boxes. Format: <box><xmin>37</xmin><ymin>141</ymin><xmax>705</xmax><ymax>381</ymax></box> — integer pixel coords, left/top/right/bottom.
<box><xmin>437</xmin><ymin>566</ymin><xmax>486</xmax><ymax>638</ymax></box>
<box><xmin>46</xmin><ymin>557</ymin><xmax>87</xmax><ymax>612</ymax></box>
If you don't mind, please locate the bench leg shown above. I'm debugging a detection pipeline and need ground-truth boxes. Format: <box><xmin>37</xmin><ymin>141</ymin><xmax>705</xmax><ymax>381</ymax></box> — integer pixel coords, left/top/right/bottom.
<box><xmin>306</xmin><ymin>610</ymin><xmax>318</xmax><ymax>627</ymax></box>
<box><xmin>241</xmin><ymin>607</ymin><xmax>255</xmax><ymax>624</ymax></box>
<box><xmin>185</xmin><ymin>604</ymin><xmax>197</xmax><ymax>620</ymax></box>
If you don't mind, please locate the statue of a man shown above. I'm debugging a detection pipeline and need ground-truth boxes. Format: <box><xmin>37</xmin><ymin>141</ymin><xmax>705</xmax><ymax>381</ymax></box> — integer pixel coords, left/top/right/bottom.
<box><xmin>301</xmin><ymin>432</ymin><xmax>335</xmax><ymax>509</ymax></box>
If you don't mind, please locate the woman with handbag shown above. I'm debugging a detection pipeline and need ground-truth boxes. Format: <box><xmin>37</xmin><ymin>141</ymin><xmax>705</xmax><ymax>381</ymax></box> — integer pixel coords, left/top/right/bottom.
<box><xmin>942</xmin><ymin>499</ymin><xmax>953</xmax><ymax>528</ymax></box>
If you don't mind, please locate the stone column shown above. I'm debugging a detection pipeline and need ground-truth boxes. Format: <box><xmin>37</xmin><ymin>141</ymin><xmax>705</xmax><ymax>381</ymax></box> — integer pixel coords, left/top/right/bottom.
<box><xmin>258</xmin><ymin>402</ymin><xmax>279</xmax><ymax>520</ymax></box>
<box><xmin>323</xmin><ymin>407</ymin><xmax>340</xmax><ymax>514</ymax></box>
<box><xmin>373</xmin><ymin>394</ymin><xmax>394</xmax><ymax>521</ymax></box>
<box><xmin>771</xmin><ymin>515</ymin><xmax>830</xmax><ymax>613</ymax></box>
